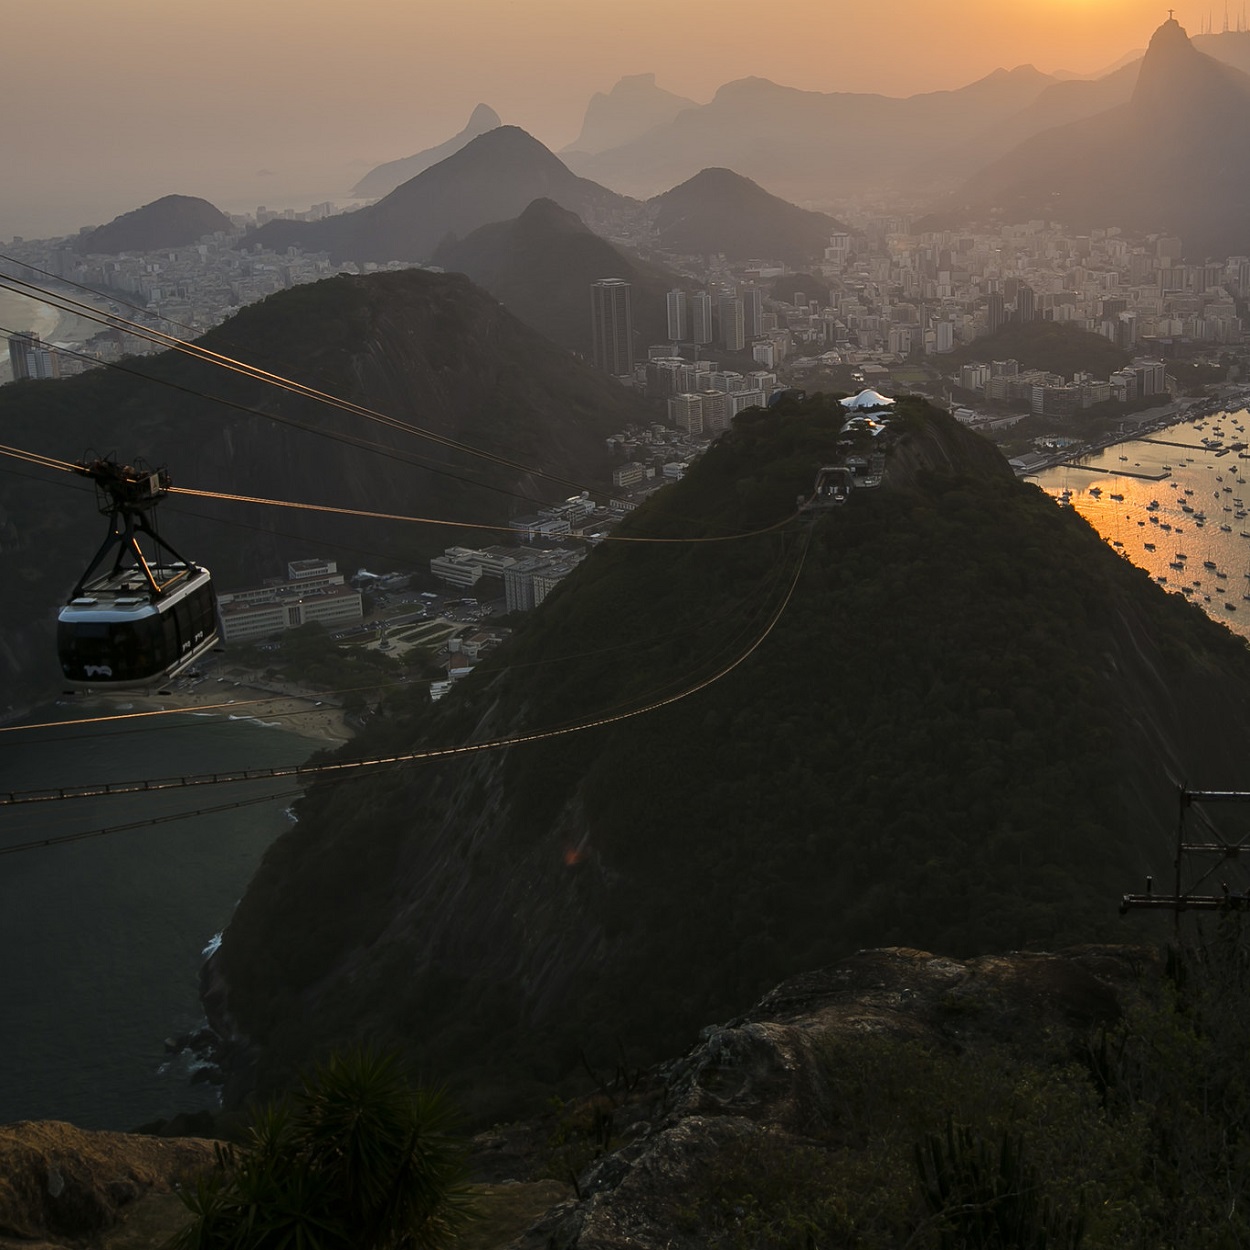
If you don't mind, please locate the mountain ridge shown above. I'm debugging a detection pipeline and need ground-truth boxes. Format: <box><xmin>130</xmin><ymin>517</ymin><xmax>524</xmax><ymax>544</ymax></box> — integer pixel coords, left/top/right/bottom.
<box><xmin>351</xmin><ymin>103</ymin><xmax>502</xmax><ymax>199</ymax></box>
<box><xmin>946</xmin><ymin>18</ymin><xmax>1250</xmax><ymax>255</ymax></box>
<box><xmin>208</xmin><ymin>392</ymin><xmax>1250</xmax><ymax>1121</ymax></box>
<box><xmin>249</xmin><ymin>126</ymin><xmax>638</xmax><ymax>263</ymax></box>
<box><xmin>562</xmin><ymin>73</ymin><xmax>698</xmax><ymax>156</ymax></box>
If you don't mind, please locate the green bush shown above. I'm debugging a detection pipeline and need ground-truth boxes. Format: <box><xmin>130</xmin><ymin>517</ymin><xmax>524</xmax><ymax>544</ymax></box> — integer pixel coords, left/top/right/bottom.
<box><xmin>169</xmin><ymin>1048</ymin><xmax>472</xmax><ymax>1250</ymax></box>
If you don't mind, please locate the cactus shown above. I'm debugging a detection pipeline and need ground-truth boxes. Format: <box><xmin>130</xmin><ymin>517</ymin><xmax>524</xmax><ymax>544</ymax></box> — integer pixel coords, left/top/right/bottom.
<box><xmin>914</xmin><ymin>1116</ymin><xmax>1085</xmax><ymax>1249</ymax></box>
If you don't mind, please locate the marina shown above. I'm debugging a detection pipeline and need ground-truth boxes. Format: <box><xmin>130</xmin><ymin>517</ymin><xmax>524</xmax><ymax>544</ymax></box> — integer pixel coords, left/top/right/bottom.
<box><xmin>1032</xmin><ymin>400</ymin><xmax>1250</xmax><ymax>642</ymax></box>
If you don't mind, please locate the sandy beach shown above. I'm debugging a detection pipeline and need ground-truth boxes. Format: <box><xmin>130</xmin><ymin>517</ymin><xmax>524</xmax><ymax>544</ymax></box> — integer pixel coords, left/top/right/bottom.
<box><xmin>0</xmin><ymin>284</ymin><xmax>114</xmax><ymax>383</ymax></box>
<box><xmin>46</xmin><ymin>679</ymin><xmax>356</xmax><ymax>746</ymax></box>
<box><xmin>155</xmin><ymin>678</ymin><xmax>355</xmax><ymax>744</ymax></box>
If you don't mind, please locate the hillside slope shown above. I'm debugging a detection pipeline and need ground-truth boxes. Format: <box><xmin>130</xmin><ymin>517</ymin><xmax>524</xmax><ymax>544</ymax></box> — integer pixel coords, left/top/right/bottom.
<box><xmin>0</xmin><ymin>269</ymin><xmax>649</xmax><ymax>709</ymax></box>
<box><xmin>210</xmin><ymin>394</ymin><xmax>1250</xmax><ymax>1121</ymax></box>
<box><xmin>78</xmin><ymin>196</ymin><xmax>232</xmax><ymax>254</ymax></box>
<box><xmin>432</xmin><ymin>197</ymin><xmax>680</xmax><ymax>354</ymax></box>
<box><xmin>647</xmin><ymin>167</ymin><xmax>845</xmax><ymax>263</ymax></box>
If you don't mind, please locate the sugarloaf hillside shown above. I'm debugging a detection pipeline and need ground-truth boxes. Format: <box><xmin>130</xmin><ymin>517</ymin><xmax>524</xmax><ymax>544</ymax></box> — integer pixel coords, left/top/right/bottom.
<box><xmin>352</xmin><ymin>103</ymin><xmax>502</xmax><ymax>199</ymax></box>
<box><xmin>432</xmin><ymin>197</ymin><xmax>680</xmax><ymax>355</ymax></box>
<box><xmin>208</xmin><ymin>392</ymin><xmax>1250</xmax><ymax>1122</ymax></box>
<box><xmin>248</xmin><ymin>127</ymin><xmax>639</xmax><ymax>264</ymax></box>
<box><xmin>0</xmin><ymin>268</ymin><xmax>650</xmax><ymax>709</ymax></box>
<box><xmin>77</xmin><ymin>195</ymin><xmax>232</xmax><ymax>254</ymax></box>
<box><xmin>947</xmin><ymin>17</ymin><xmax>1250</xmax><ymax>256</ymax></box>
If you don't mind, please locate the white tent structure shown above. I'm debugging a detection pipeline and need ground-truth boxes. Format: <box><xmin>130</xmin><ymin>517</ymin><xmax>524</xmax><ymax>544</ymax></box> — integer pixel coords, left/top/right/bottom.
<box><xmin>840</xmin><ymin>388</ymin><xmax>895</xmax><ymax>411</ymax></box>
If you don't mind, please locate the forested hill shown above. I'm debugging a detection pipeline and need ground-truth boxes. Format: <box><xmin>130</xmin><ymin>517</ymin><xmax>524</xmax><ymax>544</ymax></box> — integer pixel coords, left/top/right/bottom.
<box><xmin>0</xmin><ymin>269</ymin><xmax>648</xmax><ymax>708</ymax></box>
<box><xmin>212</xmin><ymin>394</ymin><xmax>1250</xmax><ymax>1122</ymax></box>
<box><xmin>947</xmin><ymin>320</ymin><xmax>1130</xmax><ymax>379</ymax></box>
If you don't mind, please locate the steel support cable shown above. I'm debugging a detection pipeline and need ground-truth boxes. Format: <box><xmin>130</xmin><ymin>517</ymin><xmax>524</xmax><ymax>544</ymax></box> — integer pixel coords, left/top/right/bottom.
<box><xmin>1</xmin><ymin>252</ymin><xmax>218</xmax><ymax>341</ymax></box>
<box><xmin>0</xmin><ymin>326</ymin><xmax>560</xmax><ymax>510</ymax></box>
<box><xmin>2</xmin><ymin>531</ymin><xmax>793</xmax><ymax>744</ymax></box>
<box><xmin>168</xmin><ymin>484</ymin><xmax>801</xmax><ymax>545</ymax></box>
<box><xmin>0</xmin><ymin>787</ymin><xmax>308</xmax><ymax>857</ymax></box>
<box><xmin>0</xmin><ymin>441</ymin><xmax>78</xmax><ymax>474</ymax></box>
<box><xmin>0</xmin><ymin>525</ymin><xmax>810</xmax><ymax>810</ymax></box>
<box><xmin>1</xmin><ymin>288</ymin><xmax>807</xmax><ymax>541</ymax></box>
<box><xmin>0</xmin><ymin>273</ymin><xmax>594</xmax><ymax>492</ymax></box>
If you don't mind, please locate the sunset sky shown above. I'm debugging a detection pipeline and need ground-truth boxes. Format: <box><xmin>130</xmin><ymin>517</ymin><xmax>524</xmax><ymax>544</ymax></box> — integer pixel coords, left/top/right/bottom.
<box><xmin>1</xmin><ymin>1</ymin><xmax>1230</xmax><ymax>239</ymax></box>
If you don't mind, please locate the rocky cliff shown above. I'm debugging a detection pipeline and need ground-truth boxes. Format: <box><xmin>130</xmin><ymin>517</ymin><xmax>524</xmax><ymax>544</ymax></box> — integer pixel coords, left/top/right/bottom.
<box><xmin>499</xmin><ymin>945</ymin><xmax>1152</xmax><ymax>1249</ymax></box>
<box><xmin>0</xmin><ymin>1121</ymin><xmax>215</xmax><ymax>1250</ymax></box>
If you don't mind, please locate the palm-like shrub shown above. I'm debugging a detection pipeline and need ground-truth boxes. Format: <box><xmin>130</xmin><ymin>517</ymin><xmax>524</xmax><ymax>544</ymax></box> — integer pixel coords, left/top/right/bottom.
<box><xmin>170</xmin><ymin>1049</ymin><xmax>471</xmax><ymax>1250</ymax></box>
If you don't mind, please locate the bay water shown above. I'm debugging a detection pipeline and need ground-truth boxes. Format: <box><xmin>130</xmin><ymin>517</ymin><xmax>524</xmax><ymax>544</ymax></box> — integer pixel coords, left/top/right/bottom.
<box><xmin>1031</xmin><ymin>403</ymin><xmax>1250</xmax><ymax>642</ymax></box>
<box><xmin>0</xmin><ymin>704</ymin><xmax>316</xmax><ymax>1129</ymax></box>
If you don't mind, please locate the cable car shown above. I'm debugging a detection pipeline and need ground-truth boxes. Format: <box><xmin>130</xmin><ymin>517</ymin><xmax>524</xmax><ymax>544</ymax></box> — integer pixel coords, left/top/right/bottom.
<box><xmin>58</xmin><ymin>457</ymin><xmax>219</xmax><ymax>689</ymax></box>
<box><xmin>799</xmin><ymin>465</ymin><xmax>854</xmax><ymax>512</ymax></box>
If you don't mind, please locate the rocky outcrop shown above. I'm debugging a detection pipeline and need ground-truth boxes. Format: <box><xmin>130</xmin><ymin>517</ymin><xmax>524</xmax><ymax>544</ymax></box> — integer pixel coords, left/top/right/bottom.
<box><xmin>504</xmin><ymin>946</ymin><xmax>1150</xmax><ymax>1250</ymax></box>
<box><xmin>0</xmin><ymin>1121</ymin><xmax>216</xmax><ymax>1249</ymax></box>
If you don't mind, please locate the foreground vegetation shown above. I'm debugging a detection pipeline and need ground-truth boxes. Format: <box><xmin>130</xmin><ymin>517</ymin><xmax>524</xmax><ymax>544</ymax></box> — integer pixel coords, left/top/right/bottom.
<box><xmin>172</xmin><ymin>1050</ymin><xmax>471</xmax><ymax>1250</ymax></box>
<box><xmin>545</xmin><ymin>931</ymin><xmax>1250</xmax><ymax>1249</ymax></box>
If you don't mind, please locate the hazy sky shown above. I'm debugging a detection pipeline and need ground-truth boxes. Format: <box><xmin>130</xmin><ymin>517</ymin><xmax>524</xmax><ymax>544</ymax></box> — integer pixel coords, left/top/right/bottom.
<box><xmin>1</xmin><ymin>1</ymin><xmax>1227</xmax><ymax>240</ymax></box>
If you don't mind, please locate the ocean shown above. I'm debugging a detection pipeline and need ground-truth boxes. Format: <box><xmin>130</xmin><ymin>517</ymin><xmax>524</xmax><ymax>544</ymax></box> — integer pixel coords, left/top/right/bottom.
<box><xmin>0</xmin><ymin>704</ymin><xmax>317</xmax><ymax>1129</ymax></box>
<box><xmin>0</xmin><ymin>284</ymin><xmax>59</xmax><ymax>340</ymax></box>
<box><xmin>1031</xmin><ymin>404</ymin><xmax>1250</xmax><ymax>642</ymax></box>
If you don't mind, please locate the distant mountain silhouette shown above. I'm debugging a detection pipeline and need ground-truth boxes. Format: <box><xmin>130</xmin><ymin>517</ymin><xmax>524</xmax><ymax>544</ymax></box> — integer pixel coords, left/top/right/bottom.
<box><xmin>78</xmin><ymin>195</ymin><xmax>232</xmax><ymax>254</ymax></box>
<box><xmin>949</xmin><ymin>18</ymin><xmax>1250</xmax><ymax>256</ymax></box>
<box><xmin>1193</xmin><ymin>28</ymin><xmax>1250</xmax><ymax>76</ymax></box>
<box><xmin>248</xmin><ymin>127</ymin><xmax>639</xmax><ymax>264</ymax></box>
<box><xmin>562</xmin><ymin>74</ymin><xmax>698</xmax><ymax>157</ymax></box>
<box><xmin>648</xmin><ymin>168</ymin><xmax>845</xmax><ymax>263</ymax></box>
<box><xmin>937</xmin><ymin>28</ymin><xmax>1250</xmax><ymax>179</ymax></box>
<box><xmin>352</xmin><ymin>104</ymin><xmax>501</xmax><ymax>199</ymax></box>
<box><xmin>564</xmin><ymin>67</ymin><xmax>1058</xmax><ymax>201</ymax></box>
<box><xmin>432</xmin><ymin>197</ymin><xmax>678</xmax><ymax>354</ymax></box>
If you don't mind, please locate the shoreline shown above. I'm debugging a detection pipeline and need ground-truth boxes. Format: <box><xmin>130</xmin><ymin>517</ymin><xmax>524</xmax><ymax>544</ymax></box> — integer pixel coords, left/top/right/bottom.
<box><xmin>29</xmin><ymin>679</ymin><xmax>356</xmax><ymax>746</ymax></box>
<box><xmin>135</xmin><ymin>679</ymin><xmax>355</xmax><ymax>745</ymax></box>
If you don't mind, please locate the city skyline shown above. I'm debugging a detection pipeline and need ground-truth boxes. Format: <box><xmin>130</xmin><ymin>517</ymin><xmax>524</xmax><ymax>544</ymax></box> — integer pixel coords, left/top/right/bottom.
<box><xmin>2</xmin><ymin>1</ymin><xmax>1231</xmax><ymax>241</ymax></box>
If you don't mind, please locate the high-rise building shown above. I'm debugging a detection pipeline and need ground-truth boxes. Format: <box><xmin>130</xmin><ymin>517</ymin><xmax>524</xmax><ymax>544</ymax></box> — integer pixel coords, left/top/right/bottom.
<box><xmin>590</xmin><ymin>278</ymin><xmax>633</xmax><ymax>375</ymax></box>
<box><xmin>690</xmin><ymin>291</ymin><xmax>714</xmax><ymax>345</ymax></box>
<box><xmin>8</xmin><ymin>331</ymin><xmax>59</xmax><ymax>381</ymax></box>
<box><xmin>1016</xmin><ymin>284</ymin><xmax>1036</xmax><ymax>323</ymax></box>
<box><xmin>666</xmin><ymin>289</ymin><xmax>688</xmax><ymax>341</ymax></box>
<box><xmin>741</xmin><ymin>286</ymin><xmax>764</xmax><ymax>338</ymax></box>
<box><xmin>986</xmin><ymin>292</ymin><xmax>1005</xmax><ymax>334</ymax></box>
<box><xmin>718</xmin><ymin>295</ymin><xmax>745</xmax><ymax>351</ymax></box>
<box><xmin>668</xmin><ymin>392</ymin><xmax>704</xmax><ymax>434</ymax></box>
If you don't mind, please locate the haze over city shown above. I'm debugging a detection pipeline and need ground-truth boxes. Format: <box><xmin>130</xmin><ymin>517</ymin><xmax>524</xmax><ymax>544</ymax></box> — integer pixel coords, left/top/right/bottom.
<box><xmin>2</xmin><ymin>0</ymin><xmax>1224</xmax><ymax>240</ymax></box>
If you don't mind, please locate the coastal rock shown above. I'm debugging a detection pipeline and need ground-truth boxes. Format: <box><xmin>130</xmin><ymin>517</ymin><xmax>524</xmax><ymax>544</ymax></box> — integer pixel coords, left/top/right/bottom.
<box><xmin>0</xmin><ymin>1120</ymin><xmax>216</xmax><ymax>1248</ymax></box>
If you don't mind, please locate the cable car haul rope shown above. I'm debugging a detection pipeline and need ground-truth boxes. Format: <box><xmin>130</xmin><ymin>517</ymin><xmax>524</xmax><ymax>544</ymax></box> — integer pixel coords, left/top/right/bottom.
<box><xmin>0</xmin><ymin>527</ymin><xmax>811</xmax><ymax>818</ymax></box>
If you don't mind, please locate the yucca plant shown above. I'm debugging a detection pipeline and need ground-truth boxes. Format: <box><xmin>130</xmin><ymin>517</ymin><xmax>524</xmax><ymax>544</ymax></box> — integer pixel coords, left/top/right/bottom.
<box><xmin>168</xmin><ymin>1048</ymin><xmax>472</xmax><ymax>1250</ymax></box>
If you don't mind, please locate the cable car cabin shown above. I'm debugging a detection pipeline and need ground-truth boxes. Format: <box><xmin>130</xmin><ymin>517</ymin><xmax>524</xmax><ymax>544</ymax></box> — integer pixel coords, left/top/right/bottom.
<box><xmin>800</xmin><ymin>465</ymin><xmax>854</xmax><ymax>512</ymax></box>
<box><xmin>58</xmin><ymin>564</ymin><xmax>219</xmax><ymax>689</ymax></box>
